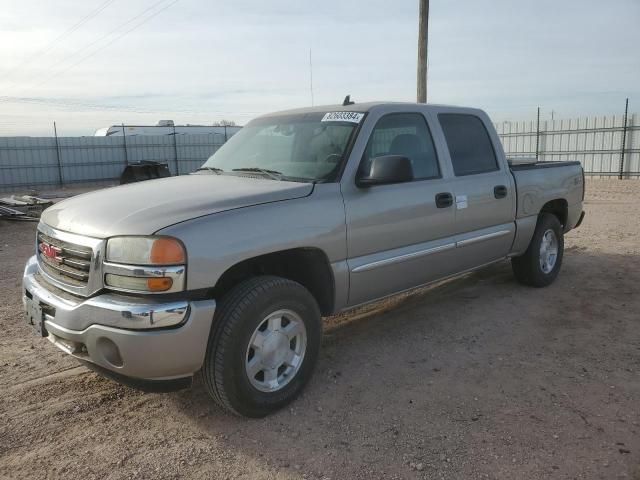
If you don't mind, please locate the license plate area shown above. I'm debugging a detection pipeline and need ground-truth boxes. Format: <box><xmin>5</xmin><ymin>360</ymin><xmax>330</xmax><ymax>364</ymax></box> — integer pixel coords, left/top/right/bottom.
<box><xmin>25</xmin><ymin>292</ymin><xmax>47</xmax><ymax>337</ymax></box>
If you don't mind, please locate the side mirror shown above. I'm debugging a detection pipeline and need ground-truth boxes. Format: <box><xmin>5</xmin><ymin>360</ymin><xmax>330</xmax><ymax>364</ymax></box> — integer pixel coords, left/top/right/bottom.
<box><xmin>356</xmin><ymin>155</ymin><xmax>414</xmax><ymax>187</ymax></box>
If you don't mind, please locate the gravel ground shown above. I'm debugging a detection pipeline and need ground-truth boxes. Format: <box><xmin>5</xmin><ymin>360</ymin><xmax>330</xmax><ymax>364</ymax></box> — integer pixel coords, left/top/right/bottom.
<box><xmin>1</xmin><ymin>180</ymin><xmax>639</xmax><ymax>480</ymax></box>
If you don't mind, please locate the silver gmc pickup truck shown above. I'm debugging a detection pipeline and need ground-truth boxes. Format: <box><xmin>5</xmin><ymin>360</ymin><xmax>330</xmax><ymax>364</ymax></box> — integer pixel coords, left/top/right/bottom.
<box><xmin>23</xmin><ymin>102</ymin><xmax>585</xmax><ymax>417</ymax></box>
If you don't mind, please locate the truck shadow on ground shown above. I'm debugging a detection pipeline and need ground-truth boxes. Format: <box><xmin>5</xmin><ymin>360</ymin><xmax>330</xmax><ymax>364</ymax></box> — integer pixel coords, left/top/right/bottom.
<box><xmin>168</xmin><ymin>249</ymin><xmax>640</xmax><ymax>478</ymax></box>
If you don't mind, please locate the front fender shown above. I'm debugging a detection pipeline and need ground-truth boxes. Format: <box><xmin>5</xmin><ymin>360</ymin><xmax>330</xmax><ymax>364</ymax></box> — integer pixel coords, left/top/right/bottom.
<box><xmin>156</xmin><ymin>184</ymin><xmax>347</xmax><ymax>293</ymax></box>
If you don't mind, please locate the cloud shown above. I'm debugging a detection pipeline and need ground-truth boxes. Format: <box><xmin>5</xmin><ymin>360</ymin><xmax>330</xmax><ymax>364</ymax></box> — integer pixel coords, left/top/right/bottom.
<box><xmin>0</xmin><ymin>0</ymin><xmax>638</xmax><ymax>135</ymax></box>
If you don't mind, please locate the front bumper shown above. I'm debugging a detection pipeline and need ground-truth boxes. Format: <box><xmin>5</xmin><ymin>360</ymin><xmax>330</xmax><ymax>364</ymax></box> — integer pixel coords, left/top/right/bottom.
<box><xmin>23</xmin><ymin>255</ymin><xmax>216</xmax><ymax>382</ymax></box>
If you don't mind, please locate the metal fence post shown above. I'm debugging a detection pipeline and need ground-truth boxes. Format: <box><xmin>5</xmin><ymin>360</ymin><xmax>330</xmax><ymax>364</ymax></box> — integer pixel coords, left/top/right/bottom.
<box><xmin>619</xmin><ymin>98</ymin><xmax>629</xmax><ymax>180</ymax></box>
<box><xmin>172</xmin><ymin>125</ymin><xmax>180</xmax><ymax>175</ymax></box>
<box><xmin>121</xmin><ymin>123</ymin><xmax>129</xmax><ymax>166</ymax></box>
<box><xmin>53</xmin><ymin>121</ymin><xmax>63</xmax><ymax>187</ymax></box>
<box><xmin>535</xmin><ymin>107</ymin><xmax>540</xmax><ymax>161</ymax></box>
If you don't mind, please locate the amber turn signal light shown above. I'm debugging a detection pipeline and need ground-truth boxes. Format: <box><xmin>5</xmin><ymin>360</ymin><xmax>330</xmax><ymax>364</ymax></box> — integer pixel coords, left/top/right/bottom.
<box><xmin>150</xmin><ymin>238</ymin><xmax>185</xmax><ymax>264</ymax></box>
<box><xmin>146</xmin><ymin>277</ymin><xmax>174</xmax><ymax>292</ymax></box>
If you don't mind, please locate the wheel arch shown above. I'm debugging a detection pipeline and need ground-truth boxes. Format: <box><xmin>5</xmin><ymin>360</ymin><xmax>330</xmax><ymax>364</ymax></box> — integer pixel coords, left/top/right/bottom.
<box><xmin>540</xmin><ymin>198</ymin><xmax>568</xmax><ymax>228</ymax></box>
<box><xmin>211</xmin><ymin>247</ymin><xmax>335</xmax><ymax>316</ymax></box>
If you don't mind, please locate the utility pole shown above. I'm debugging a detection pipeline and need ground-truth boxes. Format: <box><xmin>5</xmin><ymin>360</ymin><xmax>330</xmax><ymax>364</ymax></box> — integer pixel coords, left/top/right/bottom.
<box><xmin>53</xmin><ymin>121</ymin><xmax>63</xmax><ymax>187</ymax></box>
<box><xmin>417</xmin><ymin>0</ymin><xmax>429</xmax><ymax>103</ymax></box>
<box><xmin>172</xmin><ymin>124</ymin><xmax>179</xmax><ymax>175</ymax></box>
<box><xmin>619</xmin><ymin>97</ymin><xmax>629</xmax><ymax>180</ymax></box>
<box><xmin>121</xmin><ymin>123</ymin><xmax>129</xmax><ymax>166</ymax></box>
<box><xmin>535</xmin><ymin>107</ymin><xmax>541</xmax><ymax>161</ymax></box>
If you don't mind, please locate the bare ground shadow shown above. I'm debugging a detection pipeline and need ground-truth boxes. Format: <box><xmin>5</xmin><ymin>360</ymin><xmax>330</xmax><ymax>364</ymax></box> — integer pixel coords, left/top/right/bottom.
<box><xmin>170</xmin><ymin>250</ymin><xmax>640</xmax><ymax>479</ymax></box>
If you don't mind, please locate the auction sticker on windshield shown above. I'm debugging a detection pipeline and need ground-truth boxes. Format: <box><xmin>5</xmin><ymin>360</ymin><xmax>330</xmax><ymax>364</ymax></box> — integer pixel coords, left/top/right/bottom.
<box><xmin>321</xmin><ymin>112</ymin><xmax>365</xmax><ymax>123</ymax></box>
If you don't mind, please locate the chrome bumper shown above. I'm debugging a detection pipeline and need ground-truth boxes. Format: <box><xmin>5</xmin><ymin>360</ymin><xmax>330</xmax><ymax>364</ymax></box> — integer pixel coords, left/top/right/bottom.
<box><xmin>23</xmin><ymin>255</ymin><xmax>216</xmax><ymax>381</ymax></box>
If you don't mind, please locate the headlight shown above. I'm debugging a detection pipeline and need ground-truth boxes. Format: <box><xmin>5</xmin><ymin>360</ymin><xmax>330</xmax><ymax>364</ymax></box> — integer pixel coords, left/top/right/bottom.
<box><xmin>104</xmin><ymin>236</ymin><xmax>186</xmax><ymax>293</ymax></box>
<box><xmin>106</xmin><ymin>236</ymin><xmax>185</xmax><ymax>265</ymax></box>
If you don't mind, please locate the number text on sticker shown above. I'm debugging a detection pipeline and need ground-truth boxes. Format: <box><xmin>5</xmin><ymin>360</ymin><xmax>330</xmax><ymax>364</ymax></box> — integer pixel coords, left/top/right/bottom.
<box><xmin>321</xmin><ymin>112</ymin><xmax>364</xmax><ymax>123</ymax></box>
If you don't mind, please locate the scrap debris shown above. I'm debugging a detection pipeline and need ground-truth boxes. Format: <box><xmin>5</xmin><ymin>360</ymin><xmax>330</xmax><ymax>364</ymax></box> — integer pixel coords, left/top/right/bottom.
<box><xmin>0</xmin><ymin>195</ymin><xmax>53</xmax><ymax>221</ymax></box>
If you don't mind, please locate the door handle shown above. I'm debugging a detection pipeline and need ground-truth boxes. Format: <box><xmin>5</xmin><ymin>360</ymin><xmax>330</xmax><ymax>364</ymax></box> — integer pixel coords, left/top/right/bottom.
<box><xmin>435</xmin><ymin>192</ymin><xmax>453</xmax><ymax>208</ymax></box>
<box><xmin>494</xmin><ymin>185</ymin><xmax>508</xmax><ymax>199</ymax></box>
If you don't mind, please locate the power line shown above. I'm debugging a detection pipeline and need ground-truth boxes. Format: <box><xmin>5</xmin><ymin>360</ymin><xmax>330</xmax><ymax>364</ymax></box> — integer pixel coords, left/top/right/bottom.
<box><xmin>43</xmin><ymin>0</ymin><xmax>171</xmax><ymax>72</ymax></box>
<box><xmin>1</xmin><ymin>0</ymin><xmax>116</xmax><ymax>83</ymax></box>
<box><xmin>56</xmin><ymin>0</ymin><xmax>181</xmax><ymax>78</ymax></box>
<box><xmin>3</xmin><ymin>0</ymin><xmax>178</xmax><ymax>98</ymax></box>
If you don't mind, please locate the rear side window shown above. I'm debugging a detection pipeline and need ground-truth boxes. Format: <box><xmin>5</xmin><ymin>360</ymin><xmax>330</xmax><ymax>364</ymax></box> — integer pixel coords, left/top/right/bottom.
<box><xmin>363</xmin><ymin>113</ymin><xmax>440</xmax><ymax>180</ymax></box>
<box><xmin>438</xmin><ymin>114</ymin><xmax>498</xmax><ymax>176</ymax></box>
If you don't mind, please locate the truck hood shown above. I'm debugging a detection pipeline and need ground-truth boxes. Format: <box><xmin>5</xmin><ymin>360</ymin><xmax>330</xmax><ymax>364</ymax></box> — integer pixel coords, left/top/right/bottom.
<box><xmin>41</xmin><ymin>174</ymin><xmax>314</xmax><ymax>238</ymax></box>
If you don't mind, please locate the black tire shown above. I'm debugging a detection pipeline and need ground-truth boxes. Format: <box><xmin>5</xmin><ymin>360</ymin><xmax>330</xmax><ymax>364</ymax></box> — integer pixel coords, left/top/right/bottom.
<box><xmin>202</xmin><ymin>276</ymin><xmax>322</xmax><ymax>417</ymax></box>
<box><xmin>511</xmin><ymin>213</ymin><xmax>564</xmax><ymax>287</ymax></box>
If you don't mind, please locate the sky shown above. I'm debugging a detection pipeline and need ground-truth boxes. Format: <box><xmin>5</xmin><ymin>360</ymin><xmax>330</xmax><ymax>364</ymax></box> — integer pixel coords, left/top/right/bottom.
<box><xmin>0</xmin><ymin>0</ymin><xmax>638</xmax><ymax>136</ymax></box>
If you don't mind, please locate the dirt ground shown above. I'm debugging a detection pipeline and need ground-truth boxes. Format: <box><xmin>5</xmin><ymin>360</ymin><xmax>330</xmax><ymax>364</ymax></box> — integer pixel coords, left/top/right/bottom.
<box><xmin>1</xmin><ymin>180</ymin><xmax>639</xmax><ymax>480</ymax></box>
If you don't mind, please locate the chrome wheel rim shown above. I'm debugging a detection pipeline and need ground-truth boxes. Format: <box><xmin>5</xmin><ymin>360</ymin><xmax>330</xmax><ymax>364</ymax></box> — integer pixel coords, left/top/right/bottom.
<box><xmin>539</xmin><ymin>229</ymin><xmax>559</xmax><ymax>274</ymax></box>
<box><xmin>245</xmin><ymin>309</ymin><xmax>307</xmax><ymax>393</ymax></box>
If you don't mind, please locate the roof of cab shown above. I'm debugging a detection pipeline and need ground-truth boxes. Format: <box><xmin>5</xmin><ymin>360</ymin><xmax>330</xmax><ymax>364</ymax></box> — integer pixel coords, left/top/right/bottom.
<box><xmin>258</xmin><ymin>101</ymin><xmax>471</xmax><ymax>118</ymax></box>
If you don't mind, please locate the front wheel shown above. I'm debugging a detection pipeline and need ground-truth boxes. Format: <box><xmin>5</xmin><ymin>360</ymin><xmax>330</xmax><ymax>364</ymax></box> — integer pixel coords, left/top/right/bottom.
<box><xmin>511</xmin><ymin>213</ymin><xmax>564</xmax><ymax>287</ymax></box>
<box><xmin>202</xmin><ymin>276</ymin><xmax>322</xmax><ymax>417</ymax></box>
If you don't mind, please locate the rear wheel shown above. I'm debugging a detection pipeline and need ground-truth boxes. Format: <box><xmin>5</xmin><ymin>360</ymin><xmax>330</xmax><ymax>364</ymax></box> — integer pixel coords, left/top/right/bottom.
<box><xmin>512</xmin><ymin>213</ymin><xmax>564</xmax><ymax>287</ymax></box>
<box><xmin>202</xmin><ymin>276</ymin><xmax>322</xmax><ymax>417</ymax></box>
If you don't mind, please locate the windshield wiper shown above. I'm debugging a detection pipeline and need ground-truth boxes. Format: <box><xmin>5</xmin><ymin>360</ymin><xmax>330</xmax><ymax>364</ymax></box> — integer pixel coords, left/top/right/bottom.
<box><xmin>232</xmin><ymin>167</ymin><xmax>282</xmax><ymax>180</ymax></box>
<box><xmin>195</xmin><ymin>166</ymin><xmax>224</xmax><ymax>174</ymax></box>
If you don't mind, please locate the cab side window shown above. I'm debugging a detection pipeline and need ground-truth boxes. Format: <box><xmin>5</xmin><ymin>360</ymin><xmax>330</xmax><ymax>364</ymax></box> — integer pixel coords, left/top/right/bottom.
<box><xmin>438</xmin><ymin>114</ymin><xmax>499</xmax><ymax>176</ymax></box>
<box><xmin>362</xmin><ymin>113</ymin><xmax>440</xmax><ymax>180</ymax></box>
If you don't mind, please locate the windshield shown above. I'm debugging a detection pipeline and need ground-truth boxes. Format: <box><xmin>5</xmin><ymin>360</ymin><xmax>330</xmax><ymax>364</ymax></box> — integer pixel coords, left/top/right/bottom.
<box><xmin>200</xmin><ymin>112</ymin><xmax>360</xmax><ymax>182</ymax></box>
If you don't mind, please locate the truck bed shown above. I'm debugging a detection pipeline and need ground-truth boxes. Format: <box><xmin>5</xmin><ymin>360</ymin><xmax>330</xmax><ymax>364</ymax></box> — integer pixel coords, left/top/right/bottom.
<box><xmin>509</xmin><ymin>160</ymin><xmax>582</xmax><ymax>171</ymax></box>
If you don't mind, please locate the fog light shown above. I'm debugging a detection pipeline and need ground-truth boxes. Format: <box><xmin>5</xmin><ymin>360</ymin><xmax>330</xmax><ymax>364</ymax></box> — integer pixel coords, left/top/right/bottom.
<box><xmin>105</xmin><ymin>274</ymin><xmax>173</xmax><ymax>292</ymax></box>
<box><xmin>96</xmin><ymin>337</ymin><xmax>123</xmax><ymax>367</ymax></box>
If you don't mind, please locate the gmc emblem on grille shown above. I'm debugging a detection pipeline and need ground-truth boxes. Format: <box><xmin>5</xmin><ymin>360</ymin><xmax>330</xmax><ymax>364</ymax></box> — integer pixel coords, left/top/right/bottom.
<box><xmin>39</xmin><ymin>242</ymin><xmax>63</xmax><ymax>263</ymax></box>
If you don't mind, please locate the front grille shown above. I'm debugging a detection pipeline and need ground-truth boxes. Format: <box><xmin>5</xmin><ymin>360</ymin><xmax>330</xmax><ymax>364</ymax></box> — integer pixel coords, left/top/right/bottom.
<box><xmin>37</xmin><ymin>232</ymin><xmax>93</xmax><ymax>287</ymax></box>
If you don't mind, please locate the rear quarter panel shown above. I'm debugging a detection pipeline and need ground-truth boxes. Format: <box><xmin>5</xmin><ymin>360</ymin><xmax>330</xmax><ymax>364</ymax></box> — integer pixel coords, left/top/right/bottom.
<box><xmin>510</xmin><ymin>163</ymin><xmax>584</xmax><ymax>255</ymax></box>
<box><xmin>512</xmin><ymin>164</ymin><xmax>583</xmax><ymax>220</ymax></box>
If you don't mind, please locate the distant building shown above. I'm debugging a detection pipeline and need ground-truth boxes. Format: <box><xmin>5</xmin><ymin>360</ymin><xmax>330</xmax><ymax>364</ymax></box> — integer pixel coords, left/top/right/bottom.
<box><xmin>94</xmin><ymin>120</ymin><xmax>242</xmax><ymax>137</ymax></box>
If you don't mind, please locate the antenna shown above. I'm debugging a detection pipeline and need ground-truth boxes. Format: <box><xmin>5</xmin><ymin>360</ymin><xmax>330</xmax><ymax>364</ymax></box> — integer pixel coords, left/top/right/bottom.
<box><xmin>342</xmin><ymin>95</ymin><xmax>354</xmax><ymax>106</ymax></box>
<box><xmin>309</xmin><ymin>49</ymin><xmax>314</xmax><ymax>106</ymax></box>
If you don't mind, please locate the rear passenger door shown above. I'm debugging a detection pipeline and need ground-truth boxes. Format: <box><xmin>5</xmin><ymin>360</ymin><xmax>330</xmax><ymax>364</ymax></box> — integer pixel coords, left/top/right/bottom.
<box><xmin>435</xmin><ymin>112</ymin><xmax>516</xmax><ymax>269</ymax></box>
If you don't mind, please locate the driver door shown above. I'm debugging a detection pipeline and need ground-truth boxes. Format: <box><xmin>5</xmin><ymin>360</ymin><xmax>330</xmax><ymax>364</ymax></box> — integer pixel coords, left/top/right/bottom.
<box><xmin>341</xmin><ymin>112</ymin><xmax>459</xmax><ymax>306</ymax></box>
